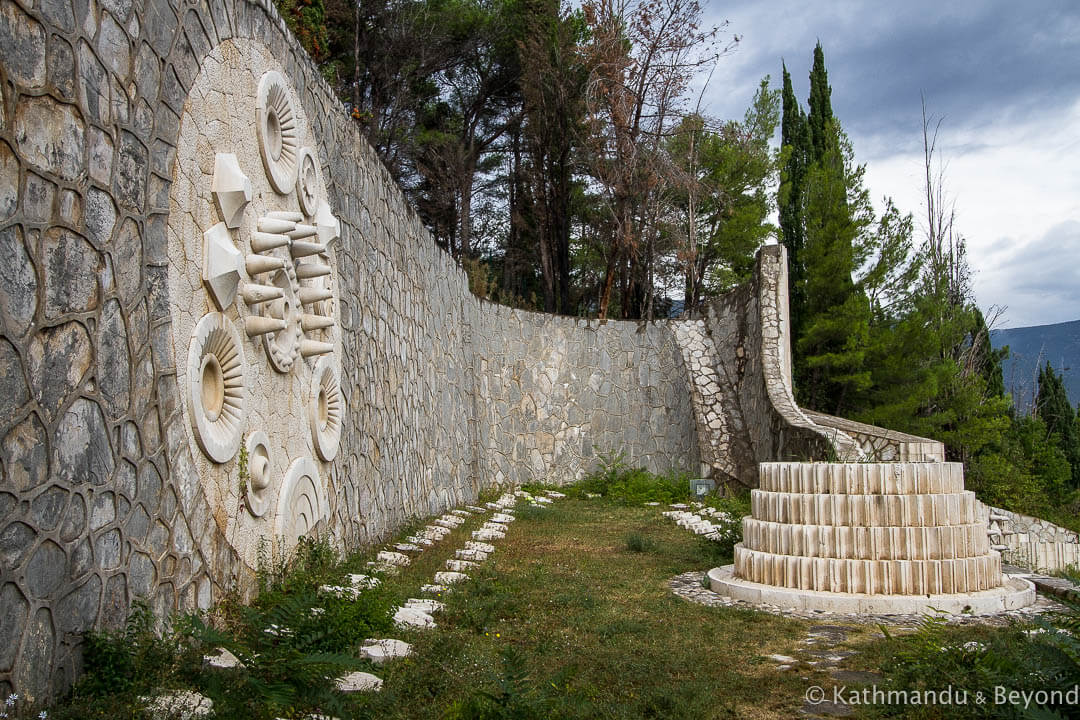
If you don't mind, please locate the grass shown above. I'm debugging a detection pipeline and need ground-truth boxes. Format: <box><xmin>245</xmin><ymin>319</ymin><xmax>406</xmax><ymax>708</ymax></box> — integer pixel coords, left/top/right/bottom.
<box><xmin>348</xmin><ymin>497</ymin><xmax>818</xmax><ymax>719</ymax></box>
<box><xmin>41</xmin><ymin>457</ymin><xmax>1080</xmax><ymax>719</ymax></box>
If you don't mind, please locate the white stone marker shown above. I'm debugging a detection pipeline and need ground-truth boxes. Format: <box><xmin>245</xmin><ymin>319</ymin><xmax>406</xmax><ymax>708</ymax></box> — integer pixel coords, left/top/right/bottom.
<box><xmin>394</xmin><ymin>606</ymin><xmax>436</xmax><ymax>629</ymax></box>
<box><xmin>360</xmin><ymin>638</ymin><xmax>413</xmax><ymax>664</ymax></box>
<box><xmin>434</xmin><ymin>571</ymin><xmax>469</xmax><ymax>585</ymax></box>
<box><xmin>377</xmin><ymin>550</ymin><xmax>411</xmax><ymax>566</ymax></box>
<box><xmin>337</xmin><ymin>671</ymin><xmax>383</xmax><ymax>692</ymax></box>
<box><xmin>405</xmin><ymin>598</ymin><xmax>445</xmax><ymax>614</ymax></box>
<box><xmin>465</xmin><ymin>541</ymin><xmax>495</xmax><ymax>554</ymax></box>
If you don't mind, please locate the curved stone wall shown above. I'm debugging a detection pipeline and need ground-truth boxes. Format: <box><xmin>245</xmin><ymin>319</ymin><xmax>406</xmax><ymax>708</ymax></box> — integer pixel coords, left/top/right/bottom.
<box><xmin>0</xmin><ymin>0</ymin><xmax>700</xmax><ymax>699</ymax></box>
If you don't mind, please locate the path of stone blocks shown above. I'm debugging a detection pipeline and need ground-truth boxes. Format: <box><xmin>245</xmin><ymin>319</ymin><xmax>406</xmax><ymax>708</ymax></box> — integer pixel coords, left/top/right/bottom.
<box><xmin>161</xmin><ymin>489</ymin><xmax>568</xmax><ymax>717</ymax></box>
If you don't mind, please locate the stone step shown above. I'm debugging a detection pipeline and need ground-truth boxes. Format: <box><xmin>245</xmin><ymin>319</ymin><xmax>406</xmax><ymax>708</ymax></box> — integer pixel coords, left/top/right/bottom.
<box><xmin>742</xmin><ymin>518</ymin><xmax>990</xmax><ymax>560</ymax></box>
<box><xmin>751</xmin><ymin>490</ymin><xmax>978</xmax><ymax>527</ymax></box>
<box><xmin>758</xmin><ymin>461</ymin><xmax>965</xmax><ymax>495</ymax></box>
<box><xmin>734</xmin><ymin>544</ymin><xmax>1002</xmax><ymax>595</ymax></box>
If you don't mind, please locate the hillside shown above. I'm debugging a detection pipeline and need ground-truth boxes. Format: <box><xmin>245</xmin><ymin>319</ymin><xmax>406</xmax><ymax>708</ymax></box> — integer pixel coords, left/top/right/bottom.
<box><xmin>990</xmin><ymin>318</ymin><xmax>1080</xmax><ymax>411</ymax></box>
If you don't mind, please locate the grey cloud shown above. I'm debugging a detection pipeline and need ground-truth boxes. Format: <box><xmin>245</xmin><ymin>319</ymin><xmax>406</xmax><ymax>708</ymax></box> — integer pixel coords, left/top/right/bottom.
<box><xmin>704</xmin><ymin>0</ymin><xmax>1080</xmax><ymax>148</ymax></box>
<box><xmin>976</xmin><ymin>220</ymin><xmax>1080</xmax><ymax>326</ymax></box>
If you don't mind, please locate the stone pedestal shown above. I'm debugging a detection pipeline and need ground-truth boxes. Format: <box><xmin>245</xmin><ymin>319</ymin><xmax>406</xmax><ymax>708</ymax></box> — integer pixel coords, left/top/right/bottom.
<box><xmin>711</xmin><ymin>462</ymin><xmax>1035</xmax><ymax>615</ymax></box>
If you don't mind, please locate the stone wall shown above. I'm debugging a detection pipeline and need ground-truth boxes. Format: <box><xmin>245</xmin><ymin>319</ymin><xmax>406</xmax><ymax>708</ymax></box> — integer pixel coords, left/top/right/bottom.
<box><xmin>802</xmin><ymin>411</ymin><xmax>946</xmax><ymax>463</ymax></box>
<box><xmin>692</xmin><ymin>246</ymin><xmax>860</xmax><ymax>486</ymax></box>
<box><xmin>472</xmin><ymin>305</ymin><xmax>699</xmax><ymax>486</ymax></box>
<box><xmin>0</xmin><ymin>0</ymin><xmax>701</xmax><ymax>699</ymax></box>
<box><xmin>981</xmin><ymin>503</ymin><xmax>1080</xmax><ymax>572</ymax></box>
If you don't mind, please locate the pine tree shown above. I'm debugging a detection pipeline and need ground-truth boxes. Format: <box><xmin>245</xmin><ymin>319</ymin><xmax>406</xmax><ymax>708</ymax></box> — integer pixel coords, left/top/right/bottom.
<box><xmin>778</xmin><ymin>63</ymin><xmax>809</xmax><ymax>341</ymax></box>
<box><xmin>1037</xmin><ymin>362</ymin><xmax>1080</xmax><ymax>487</ymax></box>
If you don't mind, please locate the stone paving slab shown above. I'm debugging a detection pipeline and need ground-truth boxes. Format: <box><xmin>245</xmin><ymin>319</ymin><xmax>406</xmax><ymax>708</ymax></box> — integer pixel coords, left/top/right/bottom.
<box><xmin>668</xmin><ymin>571</ymin><xmax>1066</xmax><ymax>626</ymax></box>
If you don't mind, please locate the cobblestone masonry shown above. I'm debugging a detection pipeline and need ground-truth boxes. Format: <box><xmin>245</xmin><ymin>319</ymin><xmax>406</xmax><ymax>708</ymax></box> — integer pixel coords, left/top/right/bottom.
<box><xmin>0</xmin><ymin>0</ymin><xmax>707</xmax><ymax>699</ymax></box>
<box><xmin>691</xmin><ymin>246</ymin><xmax>860</xmax><ymax>487</ymax></box>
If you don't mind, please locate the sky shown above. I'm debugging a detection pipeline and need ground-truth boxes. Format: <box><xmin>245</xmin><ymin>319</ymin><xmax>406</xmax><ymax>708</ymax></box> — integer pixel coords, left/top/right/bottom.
<box><xmin>697</xmin><ymin>0</ymin><xmax>1080</xmax><ymax>329</ymax></box>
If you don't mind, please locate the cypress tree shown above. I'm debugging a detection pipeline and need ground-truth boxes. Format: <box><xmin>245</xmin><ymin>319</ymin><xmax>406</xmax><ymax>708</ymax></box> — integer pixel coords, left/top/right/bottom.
<box><xmin>807</xmin><ymin>41</ymin><xmax>833</xmax><ymax>163</ymax></box>
<box><xmin>778</xmin><ymin>62</ymin><xmax>809</xmax><ymax>342</ymax></box>
<box><xmin>793</xmin><ymin>43</ymin><xmax>872</xmax><ymax>413</ymax></box>
<box><xmin>1037</xmin><ymin>362</ymin><xmax>1080</xmax><ymax>487</ymax></box>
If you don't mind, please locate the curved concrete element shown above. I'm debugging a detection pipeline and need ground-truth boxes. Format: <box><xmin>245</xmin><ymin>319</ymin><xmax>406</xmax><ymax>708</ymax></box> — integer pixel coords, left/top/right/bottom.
<box><xmin>743</xmin><ymin>518</ymin><xmax>990</xmax><ymax>560</ymax></box>
<box><xmin>245</xmin><ymin>431</ymin><xmax>273</xmax><ymax>517</ymax></box>
<box><xmin>260</xmin><ymin>261</ymin><xmax>303</xmax><ymax>374</ymax></box>
<box><xmin>187</xmin><ymin>313</ymin><xmax>247</xmax><ymax>463</ymax></box>
<box><xmin>256</xmin><ymin>71</ymin><xmax>299</xmax><ymax>193</ymax></box>
<box><xmin>803</xmin><ymin>410</ymin><xmax>946</xmax><ymax>463</ymax></box>
<box><xmin>734</xmin><ymin>546</ymin><xmax>1001</xmax><ymax>595</ymax></box>
<box><xmin>753</xmin><ymin>248</ymin><xmax>860</xmax><ymax>463</ymax></box>
<box><xmin>709</xmin><ymin>565</ymin><xmax>1036</xmax><ymax>616</ymax></box>
<box><xmin>276</xmin><ymin>456</ymin><xmax>327</xmax><ymax>547</ymax></box>
<box><xmin>711</xmin><ymin>461</ymin><xmax>1035</xmax><ymax>614</ymax></box>
<box><xmin>759</xmin><ymin>461</ymin><xmax>965</xmax><ymax>495</ymax></box>
<box><xmin>309</xmin><ymin>356</ymin><xmax>343</xmax><ymax>461</ymax></box>
<box><xmin>750</xmin><ymin>489</ymin><xmax>979</xmax><ymax>527</ymax></box>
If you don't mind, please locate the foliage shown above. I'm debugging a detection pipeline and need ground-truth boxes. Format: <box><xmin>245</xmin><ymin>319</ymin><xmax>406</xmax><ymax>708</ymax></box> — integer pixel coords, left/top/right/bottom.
<box><xmin>444</xmin><ymin>647</ymin><xmax>551</xmax><ymax>720</ymax></box>
<box><xmin>51</xmin><ymin>538</ymin><xmax>395</xmax><ymax>719</ymax></box>
<box><xmin>873</xmin><ymin>599</ymin><xmax>1080</xmax><ymax>718</ymax></box>
<box><xmin>571</xmin><ymin>450</ymin><xmax>693</xmax><ymax>504</ymax></box>
<box><xmin>1038</xmin><ymin>363</ymin><xmax>1080</xmax><ymax>488</ymax></box>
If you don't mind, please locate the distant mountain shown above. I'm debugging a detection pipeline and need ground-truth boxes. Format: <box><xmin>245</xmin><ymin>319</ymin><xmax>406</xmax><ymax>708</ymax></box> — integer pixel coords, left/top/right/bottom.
<box><xmin>990</xmin><ymin>319</ymin><xmax>1080</xmax><ymax>412</ymax></box>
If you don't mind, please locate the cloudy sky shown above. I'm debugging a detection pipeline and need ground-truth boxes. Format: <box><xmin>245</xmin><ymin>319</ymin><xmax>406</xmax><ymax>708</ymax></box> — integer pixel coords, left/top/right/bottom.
<box><xmin>697</xmin><ymin>0</ymin><xmax>1080</xmax><ymax>329</ymax></box>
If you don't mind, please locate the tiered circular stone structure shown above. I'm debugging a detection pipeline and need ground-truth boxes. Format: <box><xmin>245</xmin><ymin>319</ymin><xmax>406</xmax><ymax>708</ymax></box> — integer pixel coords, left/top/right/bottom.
<box><xmin>709</xmin><ymin>462</ymin><xmax>1035</xmax><ymax>615</ymax></box>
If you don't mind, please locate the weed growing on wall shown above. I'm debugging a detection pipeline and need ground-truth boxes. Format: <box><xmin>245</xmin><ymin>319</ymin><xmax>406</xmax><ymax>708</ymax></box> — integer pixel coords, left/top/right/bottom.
<box><xmin>570</xmin><ymin>450</ymin><xmax>695</xmax><ymax>504</ymax></box>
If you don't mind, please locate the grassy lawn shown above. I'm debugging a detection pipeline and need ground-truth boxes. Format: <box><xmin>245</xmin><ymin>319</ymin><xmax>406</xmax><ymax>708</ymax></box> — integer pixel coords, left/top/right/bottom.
<box><xmin>47</xmin><ymin>485</ymin><xmax>1079</xmax><ymax>719</ymax></box>
<box><xmin>354</xmin><ymin>497</ymin><xmax>833</xmax><ymax>719</ymax></box>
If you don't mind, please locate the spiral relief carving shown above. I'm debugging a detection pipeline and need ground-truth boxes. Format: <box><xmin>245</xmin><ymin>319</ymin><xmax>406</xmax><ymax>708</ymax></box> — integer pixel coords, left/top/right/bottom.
<box><xmin>188</xmin><ymin>313</ymin><xmax>247</xmax><ymax>463</ymax></box>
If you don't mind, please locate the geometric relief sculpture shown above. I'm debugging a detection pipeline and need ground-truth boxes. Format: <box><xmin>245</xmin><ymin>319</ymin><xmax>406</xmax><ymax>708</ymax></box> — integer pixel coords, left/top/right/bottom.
<box><xmin>202</xmin><ymin>222</ymin><xmax>243</xmax><ymax>310</ymax></box>
<box><xmin>315</xmin><ymin>199</ymin><xmax>340</xmax><ymax>247</ymax></box>
<box><xmin>256</xmin><ymin>71</ymin><xmax>299</xmax><ymax>194</ymax></box>
<box><xmin>296</xmin><ymin>147</ymin><xmax>319</xmax><ymax>216</ymax></box>
<box><xmin>309</xmin><ymin>356</ymin><xmax>343</xmax><ymax>461</ymax></box>
<box><xmin>211</xmin><ymin>153</ymin><xmax>253</xmax><ymax>228</ymax></box>
<box><xmin>245</xmin><ymin>431</ymin><xmax>273</xmax><ymax>517</ymax></box>
<box><xmin>261</xmin><ymin>263</ymin><xmax>303</xmax><ymax>373</ymax></box>
<box><xmin>187</xmin><ymin>313</ymin><xmax>247</xmax><ymax>463</ymax></box>
<box><xmin>276</xmin><ymin>456</ymin><xmax>325</xmax><ymax>546</ymax></box>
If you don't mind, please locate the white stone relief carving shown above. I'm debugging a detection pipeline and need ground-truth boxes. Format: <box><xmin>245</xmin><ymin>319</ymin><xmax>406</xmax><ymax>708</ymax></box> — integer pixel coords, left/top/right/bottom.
<box><xmin>296</xmin><ymin>147</ymin><xmax>319</xmax><ymax>216</ymax></box>
<box><xmin>261</xmin><ymin>264</ymin><xmax>303</xmax><ymax>373</ymax></box>
<box><xmin>315</xmin><ymin>199</ymin><xmax>340</xmax><ymax>247</ymax></box>
<box><xmin>202</xmin><ymin>222</ymin><xmax>242</xmax><ymax>310</ymax></box>
<box><xmin>309</xmin><ymin>356</ymin><xmax>343</xmax><ymax>461</ymax></box>
<box><xmin>211</xmin><ymin>153</ymin><xmax>253</xmax><ymax>228</ymax></box>
<box><xmin>256</xmin><ymin>71</ymin><xmax>300</xmax><ymax>194</ymax></box>
<box><xmin>276</xmin><ymin>456</ymin><xmax>326</xmax><ymax>546</ymax></box>
<box><xmin>187</xmin><ymin>313</ymin><xmax>247</xmax><ymax>463</ymax></box>
<box><xmin>245</xmin><ymin>431</ymin><xmax>273</xmax><ymax>517</ymax></box>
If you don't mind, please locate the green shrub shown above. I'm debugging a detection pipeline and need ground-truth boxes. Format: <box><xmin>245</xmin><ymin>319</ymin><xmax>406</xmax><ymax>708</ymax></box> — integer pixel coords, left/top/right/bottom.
<box><xmin>874</xmin><ymin>599</ymin><xmax>1080</xmax><ymax>718</ymax></box>
<box><xmin>572</xmin><ymin>450</ymin><xmax>692</xmax><ymax>504</ymax></box>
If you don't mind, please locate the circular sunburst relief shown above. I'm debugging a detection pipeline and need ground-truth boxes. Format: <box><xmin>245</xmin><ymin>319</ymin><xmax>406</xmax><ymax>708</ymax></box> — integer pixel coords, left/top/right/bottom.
<box><xmin>296</xmin><ymin>147</ymin><xmax>320</xmax><ymax>216</ymax></box>
<box><xmin>309</xmin><ymin>356</ymin><xmax>343</xmax><ymax>461</ymax></box>
<box><xmin>256</xmin><ymin>71</ymin><xmax>299</xmax><ymax>194</ymax></box>
<box><xmin>276</xmin><ymin>456</ymin><xmax>325</xmax><ymax>547</ymax></box>
<box><xmin>188</xmin><ymin>313</ymin><xmax>247</xmax><ymax>463</ymax></box>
